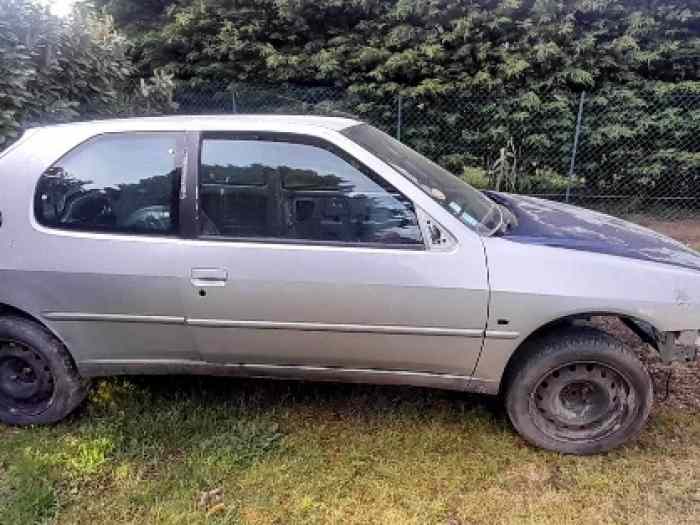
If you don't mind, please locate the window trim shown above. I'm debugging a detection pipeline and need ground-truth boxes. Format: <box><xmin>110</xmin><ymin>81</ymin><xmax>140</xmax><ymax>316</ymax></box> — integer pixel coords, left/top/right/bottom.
<box><xmin>33</xmin><ymin>131</ymin><xmax>187</xmax><ymax>239</ymax></box>
<box><xmin>189</xmin><ymin>131</ymin><xmax>427</xmax><ymax>250</ymax></box>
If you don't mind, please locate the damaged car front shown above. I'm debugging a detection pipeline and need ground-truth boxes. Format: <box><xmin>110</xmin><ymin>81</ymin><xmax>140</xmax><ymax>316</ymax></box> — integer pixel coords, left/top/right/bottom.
<box><xmin>484</xmin><ymin>191</ymin><xmax>700</xmax><ymax>365</ymax></box>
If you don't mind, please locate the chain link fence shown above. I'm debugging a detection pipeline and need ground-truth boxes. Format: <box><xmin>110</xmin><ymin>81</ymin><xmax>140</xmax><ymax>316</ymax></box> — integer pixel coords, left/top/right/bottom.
<box><xmin>4</xmin><ymin>80</ymin><xmax>695</xmax><ymax>222</ymax></box>
<box><xmin>93</xmin><ymin>81</ymin><xmax>691</xmax><ymax>222</ymax></box>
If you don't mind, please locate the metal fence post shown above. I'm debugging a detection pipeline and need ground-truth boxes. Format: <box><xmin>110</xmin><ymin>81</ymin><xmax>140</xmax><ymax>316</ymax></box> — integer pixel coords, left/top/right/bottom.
<box><xmin>232</xmin><ymin>89</ymin><xmax>238</xmax><ymax>113</ymax></box>
<box><xmin>396</xmin><ymin>94</ymin><xmax>403</xmax><ymax>141</ymax></box>
<box><xmin>566</xmin><ymin>91</ymin><xmax>586</xmax><ymax>203</ymax></box>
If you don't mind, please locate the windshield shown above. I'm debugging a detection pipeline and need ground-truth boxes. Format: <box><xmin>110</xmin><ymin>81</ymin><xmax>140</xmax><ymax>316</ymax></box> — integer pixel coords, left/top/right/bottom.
<box><xmin>342</xmin><ymin>124</ymin><xmax>501</xmax><ymax>235</ymax></box>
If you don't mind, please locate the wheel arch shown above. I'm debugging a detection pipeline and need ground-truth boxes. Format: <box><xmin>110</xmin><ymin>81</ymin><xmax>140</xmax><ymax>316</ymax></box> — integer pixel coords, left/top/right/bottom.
<box><xmin>0</xmin><ymin>302</ymin><xmax>77</xmax><ymax>364</ymax></box>
<box><xmin>0</xmin><ymin>301</ymin><xmax>88</xmax><ymax>424</ymax></box>
<box><xmin>0</xmin><ymin>302</ymin><xmax>46</xmax><ymax>324</ymax></box>
<box><xmin>498</xmin><ymin>311</ymin><xmax>659</xmax><ymax>395</ymax></box>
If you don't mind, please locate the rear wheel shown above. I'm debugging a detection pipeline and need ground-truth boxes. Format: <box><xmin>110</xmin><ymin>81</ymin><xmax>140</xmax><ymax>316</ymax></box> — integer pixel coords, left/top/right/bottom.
<box><xmin>505</xmin><ymin>326</ymin><xmax>653</xmax><ymax>454</ymax></box>
<box><xmin>0</xmin><ymin>316</ymin><xmax>87</xmax><ymax>425</ymax></box>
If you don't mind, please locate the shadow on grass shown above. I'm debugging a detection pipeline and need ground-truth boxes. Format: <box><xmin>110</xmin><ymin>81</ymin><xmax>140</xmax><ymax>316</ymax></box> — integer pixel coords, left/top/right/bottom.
<box><xmin>81</xmin><ymin>375</ymin><xmax>512</xmax><ymax>448</ymax></box>
<box><xmin>104</xmin><ymin>374</ymin><xmax>506</xmax><ymax>417</ymax></box>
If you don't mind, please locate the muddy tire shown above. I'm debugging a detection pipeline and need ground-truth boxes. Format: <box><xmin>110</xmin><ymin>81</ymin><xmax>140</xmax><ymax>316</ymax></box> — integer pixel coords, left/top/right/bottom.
<box><xmin>505</xmin><ymin>326</ymin><xmax>653</xmax><ymax>455</ymax></box>
<box><xmin>0</xmin><ymin>316</ymin><xmax>88</xmax><ymax>425</ymax></box>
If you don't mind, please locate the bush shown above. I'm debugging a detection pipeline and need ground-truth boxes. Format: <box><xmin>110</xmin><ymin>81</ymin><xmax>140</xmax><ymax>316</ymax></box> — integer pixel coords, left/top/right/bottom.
<box><xmin>460</xmin><ymin>167</ymin><xmax>490</xmax><ymax>190</ymax></box>
<box><xmin>0</xmin><ymin>0</ymin><xmax>176</xmax><ymax>149</ymax></box>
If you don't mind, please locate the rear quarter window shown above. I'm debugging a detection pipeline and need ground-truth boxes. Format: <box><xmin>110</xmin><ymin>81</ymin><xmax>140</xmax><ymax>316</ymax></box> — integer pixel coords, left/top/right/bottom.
<box><xmin>34</xmin><ymin>133</ymin><xmax>180</xmax><ymax>236</ymax></box>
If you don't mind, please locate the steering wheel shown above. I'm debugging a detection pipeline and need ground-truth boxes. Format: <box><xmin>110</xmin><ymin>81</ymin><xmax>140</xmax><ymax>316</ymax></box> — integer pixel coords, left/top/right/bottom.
<box><xmin>123</xmin><ymin>206</ymin><xmax>171</xmax><ymax>232</ymax></box>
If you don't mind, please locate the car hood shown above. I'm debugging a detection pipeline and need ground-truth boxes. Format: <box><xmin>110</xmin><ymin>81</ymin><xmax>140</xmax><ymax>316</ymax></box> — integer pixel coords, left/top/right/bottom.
<box><xmin>486</xmin><ymin>192</ymin><xmax>700</xmax><ymax>272</ymax></box>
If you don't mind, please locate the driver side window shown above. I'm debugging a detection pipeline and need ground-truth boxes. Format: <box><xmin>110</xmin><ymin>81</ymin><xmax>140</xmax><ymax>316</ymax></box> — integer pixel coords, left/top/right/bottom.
<box><xmin>35</xmin><ymin>133</ymin><xmax>180</xmax><ymax>235</ymax></box>
<box><xmin>198</xmin><ymin>136</ymin><xmax>423</xmax><ymax>246</ymax></box>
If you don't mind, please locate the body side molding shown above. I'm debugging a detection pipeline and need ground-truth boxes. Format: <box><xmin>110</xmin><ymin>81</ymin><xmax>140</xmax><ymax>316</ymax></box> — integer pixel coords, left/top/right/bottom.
<box><xmin>43</xmin><ymin>312</ymin><xmax>520</xmax><ymax>341</ymax></box>
<box><xmin>42</xmin><ymin>312</ymin><xmax>185</xmax><ymax>324</ymax></box>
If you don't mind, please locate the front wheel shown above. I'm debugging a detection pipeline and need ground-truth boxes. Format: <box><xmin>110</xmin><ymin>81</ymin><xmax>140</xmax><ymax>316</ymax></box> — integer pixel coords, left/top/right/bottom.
<box><xmin>505</xmin><ymin>326</ymin><xmax>653</xmax><ymax>455</ymax></box>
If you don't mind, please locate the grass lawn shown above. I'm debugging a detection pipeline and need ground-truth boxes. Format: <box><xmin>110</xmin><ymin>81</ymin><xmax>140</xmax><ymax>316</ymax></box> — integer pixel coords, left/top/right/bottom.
<box><xmin>2</xmin><ymin>377</ymin><xmax>700</xmax><ymax>525</ymax></box>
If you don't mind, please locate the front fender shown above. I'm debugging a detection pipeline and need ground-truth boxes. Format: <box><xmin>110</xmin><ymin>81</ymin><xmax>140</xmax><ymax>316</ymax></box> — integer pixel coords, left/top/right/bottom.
<box><xmin>474</xmin><ymin>238</ymin><xmax>700</xmax><ymax>384</ymax></box>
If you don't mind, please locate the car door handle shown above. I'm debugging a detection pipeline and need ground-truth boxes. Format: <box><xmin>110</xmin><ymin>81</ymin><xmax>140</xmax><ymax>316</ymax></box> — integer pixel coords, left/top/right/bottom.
<box><xmin>190</xmin><ymin>268</ymin><xmax>229</xmax><ymax>287</ymax></box>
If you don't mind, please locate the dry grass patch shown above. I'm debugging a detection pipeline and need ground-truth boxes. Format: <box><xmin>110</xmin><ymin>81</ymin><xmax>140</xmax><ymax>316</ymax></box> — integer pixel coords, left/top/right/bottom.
<box><xmin>632</xmin><ymin>217</ymin><xmax>700</xmax><ymax>248</ymax></box>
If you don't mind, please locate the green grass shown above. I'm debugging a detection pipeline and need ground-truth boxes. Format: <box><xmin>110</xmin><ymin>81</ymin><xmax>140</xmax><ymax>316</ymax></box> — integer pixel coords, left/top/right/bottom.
<box><xmin>1</xmin><ymin>377</ymin><xmax>700</xmax><ymax>524</ymax></box>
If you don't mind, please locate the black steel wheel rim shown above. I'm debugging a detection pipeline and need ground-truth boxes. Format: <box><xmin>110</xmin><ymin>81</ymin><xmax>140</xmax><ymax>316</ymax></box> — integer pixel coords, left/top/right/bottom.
<box><xmin>0</xmin><ymin>339</ymin><xmax>54</xmax><ymax>417</ymax></box>
<box><xmin>529</xmin><ymin>361</ymin><xmax>637</xmax><ymax>443</ymax></box>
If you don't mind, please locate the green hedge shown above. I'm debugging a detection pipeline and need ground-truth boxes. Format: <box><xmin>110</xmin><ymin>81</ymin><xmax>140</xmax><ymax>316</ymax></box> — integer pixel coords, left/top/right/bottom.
<box><xmin>0</xmin><ymin>0</ymin><xmax>175</xmax><ymax>148</ymax></box>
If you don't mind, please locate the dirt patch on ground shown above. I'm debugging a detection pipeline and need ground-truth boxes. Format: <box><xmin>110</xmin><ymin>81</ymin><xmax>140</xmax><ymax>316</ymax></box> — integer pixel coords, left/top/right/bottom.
<box><xmin>633</xmin><ymin>217</ymin><xmax>700</xmax><ymax>249</ymax></box>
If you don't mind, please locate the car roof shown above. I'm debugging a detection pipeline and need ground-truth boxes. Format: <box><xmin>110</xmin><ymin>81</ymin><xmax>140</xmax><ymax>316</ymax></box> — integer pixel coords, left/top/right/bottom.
<box><xmin>34</xmin><ymin>114</ymin><xmax>362</xmax><ymax>133</ymax></box>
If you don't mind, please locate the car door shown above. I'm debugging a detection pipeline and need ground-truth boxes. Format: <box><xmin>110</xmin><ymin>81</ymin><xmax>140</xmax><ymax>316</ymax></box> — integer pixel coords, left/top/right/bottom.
<box><xmin>180</xmin><ymin>129</ymin><xmax>489</xmax><ymax>376</ymax></box>
<box><xmin>21</xmin><ymin>131</ymin><xmax>196</xmax><ymax>371</ymax></box>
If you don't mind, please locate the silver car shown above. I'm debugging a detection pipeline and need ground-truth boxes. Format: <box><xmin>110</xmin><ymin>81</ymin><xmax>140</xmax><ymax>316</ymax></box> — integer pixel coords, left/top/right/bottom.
<box><xmin>1</xmin><ymin>116</ymin><xmax>699</xmax><ymax>454</ymax></box>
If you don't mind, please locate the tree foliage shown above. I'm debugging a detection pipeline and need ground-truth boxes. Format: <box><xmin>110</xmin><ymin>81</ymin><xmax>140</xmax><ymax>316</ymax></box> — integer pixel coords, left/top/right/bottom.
<box><xmin>94</xmin><ymin>0</ymin><xmax>699</xmax><ymax>93</ymax></box>
<box><xmin>3</xmin><ymin>0</ymin><xmax>698</xmax><ymax>208</ymax></box>
<box><xmin>87</xmin><ymin>1</ymin><xmax>699</xmax><ymax>205</ymax></box>
<box><xmin>0</xmin><ymin>0</ymin><xmax>176</xmax><ymax>147</ymax></box>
